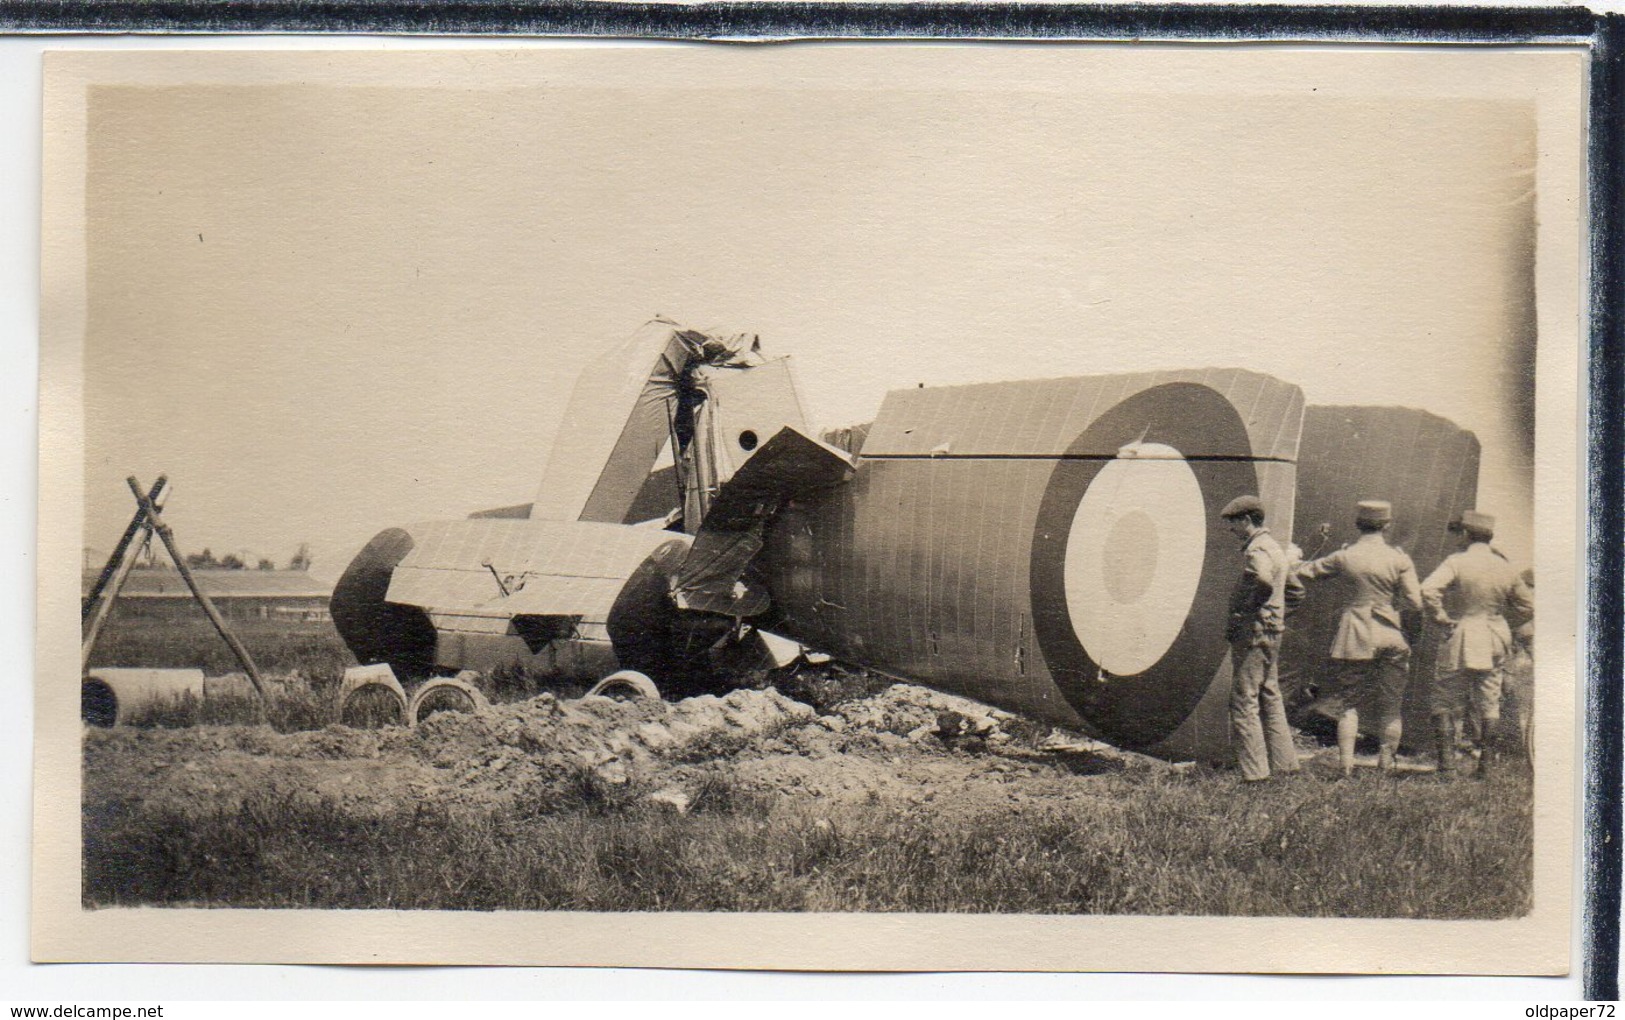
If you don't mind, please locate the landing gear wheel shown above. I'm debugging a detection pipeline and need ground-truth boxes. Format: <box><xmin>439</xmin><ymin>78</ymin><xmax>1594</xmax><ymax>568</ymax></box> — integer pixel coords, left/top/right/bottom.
<box><xmin>585</xmin><ymin>670</ymin><xmax>661</xmax><ymax>701</ymax></box>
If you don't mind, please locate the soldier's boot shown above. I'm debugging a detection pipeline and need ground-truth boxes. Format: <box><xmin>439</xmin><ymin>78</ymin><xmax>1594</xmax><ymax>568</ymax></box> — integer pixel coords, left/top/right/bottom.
<box><xmin>1337</xmin><ymin>709</ymin><xmax>1358</xmax><ymax>778</ymax></box>
<box><xmin>1434</xmin><ymin>712</ymin><xmax>1458</xmax><ymax>777</ymax></box>
<box><xmin>1378</xmin><ymin>715</ymin><xmax>1403</xmax><ymax>774</ymax></box>
<box><xmin>1475</xmin><ymin>724</ymin><xmax>1502</xmax><ymax>781</ymax></box>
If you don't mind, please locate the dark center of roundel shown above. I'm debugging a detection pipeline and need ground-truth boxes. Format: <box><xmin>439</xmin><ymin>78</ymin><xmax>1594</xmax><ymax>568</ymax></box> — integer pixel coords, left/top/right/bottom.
<box><xmin>1102</xmin><ymin>510</ymin><xmax>1158</xmax><ymax>604</ymax></box>
<box><xmin>1029</xmin><ymin>382</ymin><xmax>1259</xmax><ymax>749</ymax></box>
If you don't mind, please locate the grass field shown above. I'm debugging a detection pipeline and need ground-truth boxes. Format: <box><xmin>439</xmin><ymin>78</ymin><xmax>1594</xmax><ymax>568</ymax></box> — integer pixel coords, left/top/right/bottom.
<box><xmin>79</xmin><ymin>614</ymin><xmax>1534</xmax><ymax>917</ymax></box>
<box><xmin>82</xmin><ymin>761</ymin><xmax>1531</xmax><ymax>916</ymax></box>
<box><xmin>86</xmin><ymin>614</ymin><xmax>358</xmax><ymax>731</ymax></box>
<box><xmin>87</xmin><ymin>613</ymin><xmax>357</xmax><ymax>680</ymax></box>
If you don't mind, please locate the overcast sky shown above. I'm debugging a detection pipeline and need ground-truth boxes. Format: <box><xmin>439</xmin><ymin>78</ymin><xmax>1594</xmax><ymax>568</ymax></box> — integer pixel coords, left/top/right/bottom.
<box><xmin>80</xmin><ymin>51</ymin><xmax>1541</xmax><ymax>576</ymax></box>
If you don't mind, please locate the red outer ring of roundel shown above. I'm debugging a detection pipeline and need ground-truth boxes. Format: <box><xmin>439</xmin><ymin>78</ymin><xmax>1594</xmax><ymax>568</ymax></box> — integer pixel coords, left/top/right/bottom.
<box><xmin>1028</xmin><ymin>382</ymin><xmax>1258</xmax><ymax>749</ymax></box>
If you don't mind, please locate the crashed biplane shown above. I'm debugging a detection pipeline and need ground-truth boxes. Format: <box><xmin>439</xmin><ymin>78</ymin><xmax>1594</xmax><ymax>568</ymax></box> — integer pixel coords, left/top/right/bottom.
<box><xmin>332</xmin><ymin>319</ymin><xmax>1480</xmax><ymax>761</ymax></box>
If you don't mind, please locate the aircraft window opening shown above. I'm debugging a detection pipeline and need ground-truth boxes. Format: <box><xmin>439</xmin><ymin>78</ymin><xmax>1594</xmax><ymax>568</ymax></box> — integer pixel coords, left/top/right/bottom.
<box><xmin>738</xmin><ymin>429</ymin><xmax>759</xmax><ymax>452</ymax></box>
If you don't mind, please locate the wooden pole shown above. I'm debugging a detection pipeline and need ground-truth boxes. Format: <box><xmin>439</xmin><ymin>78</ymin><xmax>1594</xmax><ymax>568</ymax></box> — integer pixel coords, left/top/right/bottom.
<box><xmin>125</xmin><ymin>476</ymin><xmax>267</xmax><ymax>701</ymax></box>
<box><xmin>82</xmin><ymin>475</ymin><xmax>167</xmax><ymax>622</ymax></box>
<box><xmin>81</xmin><ymin>477</ymin><xmax>170</xmax><ymax>670</ymax></box>
<box><xmin>80</xmin><ymin>518</ymin><xmax>153</xmax><ymax>672</ymax></box>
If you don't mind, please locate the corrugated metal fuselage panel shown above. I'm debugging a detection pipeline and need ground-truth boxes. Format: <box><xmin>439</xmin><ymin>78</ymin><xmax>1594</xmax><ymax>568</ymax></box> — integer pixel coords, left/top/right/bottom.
<box><xmin>1293</xmin><ymin>406</ymin><xmax>1481</xmax><ymax>579</ymax></box>
<box><xmin>864</xmin><ymin>368</ymin><xmax>1304</xmax><ymax>464</ymax></box>
<box><xmin>1286</xmin><ymin>406</ymin><xmax>1481</xmax><ymax>748</ymax></box>
<box><xmin>769</xmin><ymin>456</ymin><xmax>1085</xmax><ymax>727</ymax></box>
<box><xmin>765</xmin><ymin>372</ymin><xmax>1305</xmax><ymax>760</ymax></box>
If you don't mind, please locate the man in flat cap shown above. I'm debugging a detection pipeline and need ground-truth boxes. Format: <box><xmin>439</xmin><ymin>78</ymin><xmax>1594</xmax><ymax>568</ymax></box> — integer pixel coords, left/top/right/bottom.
<box><xmin>1421</xmin><ymin>510</ymin><xmax>1534</xmax><ymax>779</ymax></box>
<box><xmin>1220</xmin><ymin>494</ymin><xmax>1300</xmax><ymax>782</ymax></box>
<box><xmin>1294</xmin><ymin>499</ymin><xmax>1423</xmax><ymax>776</ymax></box>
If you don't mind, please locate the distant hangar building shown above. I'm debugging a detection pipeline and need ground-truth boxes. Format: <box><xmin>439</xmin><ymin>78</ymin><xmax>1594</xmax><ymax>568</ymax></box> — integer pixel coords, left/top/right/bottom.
<box><xmin>80</xmin><ymin>569</ymin><xmax>334</xmax><ymax>623</ymax></box>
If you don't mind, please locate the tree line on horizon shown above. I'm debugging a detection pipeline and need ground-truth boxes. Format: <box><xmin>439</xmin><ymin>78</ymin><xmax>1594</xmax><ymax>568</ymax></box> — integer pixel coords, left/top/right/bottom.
<box><xmin>120</xmin><ymin>542</ymin><xmax>313</xmax><ymax>573</ymax></box>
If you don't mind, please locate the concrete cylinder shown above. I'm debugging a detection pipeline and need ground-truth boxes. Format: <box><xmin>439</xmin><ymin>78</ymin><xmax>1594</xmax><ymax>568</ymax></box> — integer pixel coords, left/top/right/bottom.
<box><xmin>337</xmin><ymin>664</ymin><xmax>409</xmax><ymax>728</ymax></box>
<box><xmin>82</xmin><ymin>668</ymin><xmax>206</xmax><ymax>727</ymax></box>
<box><xmin>408</xmin><ymin>673</ymin><xmax>490</xmax><ymax>726</ymax></box>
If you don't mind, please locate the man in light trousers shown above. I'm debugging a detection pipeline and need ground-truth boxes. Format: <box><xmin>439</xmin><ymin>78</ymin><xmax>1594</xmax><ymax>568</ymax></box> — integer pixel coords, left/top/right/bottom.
<box><xmin>1220</xmin><ymin>495</ymin><xmax>1300</xmax><ymax>783</ymax></box>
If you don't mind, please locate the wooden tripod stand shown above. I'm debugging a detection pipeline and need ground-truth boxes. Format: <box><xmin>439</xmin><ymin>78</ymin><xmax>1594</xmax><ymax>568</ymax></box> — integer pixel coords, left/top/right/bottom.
<box><xmin>81</xmin><ymin>475</ymin><xmax>267</xmax><ymax>700</ymax></box>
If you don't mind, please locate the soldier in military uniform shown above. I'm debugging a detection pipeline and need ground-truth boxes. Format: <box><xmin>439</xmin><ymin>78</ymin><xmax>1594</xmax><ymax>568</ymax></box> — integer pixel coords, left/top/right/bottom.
<box><xmin>1421</xmin><ymin>510</ymin><xmax>1533</xmax><ymax>779</ymax></box>
<box><xmin>1219</xmin><ymin>495</ymin><xmax>1300</xmax><ymax>783</ymax></box>
<box><xmin>1504</xmin><ymin>568</ymin><xmax>1537</xmax><ymax>760</ymax></box>
<box><xmin>1294</xmin><ymin>499</ymin><xmax>1423</xmax><ymax>776</ymax></box>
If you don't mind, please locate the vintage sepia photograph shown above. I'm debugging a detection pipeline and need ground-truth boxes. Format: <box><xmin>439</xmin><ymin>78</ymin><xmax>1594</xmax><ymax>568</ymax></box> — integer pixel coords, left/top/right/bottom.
<box><xmin>34</xmin><ymin>44</ymin><xmax>1585</xmax><ymax>973</ymax></box>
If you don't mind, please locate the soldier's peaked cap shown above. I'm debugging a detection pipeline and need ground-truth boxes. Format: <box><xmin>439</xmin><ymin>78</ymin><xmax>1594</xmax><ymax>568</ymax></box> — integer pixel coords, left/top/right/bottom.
<box><xmin>1459</xmin><ymin>509</ymin><xmax>1495</xmax><ymax>536</ymax></box>
<box><xmin>1219</xmin><ymin>495</ymin><xmax>1263</xmax><ymax>520</ymax></box>
<box><xmin>1355</xmin><ymin>500</ymin><xmax>1393</xmax><ymax>526</ymax></box>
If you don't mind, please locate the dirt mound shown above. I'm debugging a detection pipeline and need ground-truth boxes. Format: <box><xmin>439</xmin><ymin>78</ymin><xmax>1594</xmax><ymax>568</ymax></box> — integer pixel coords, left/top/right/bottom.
<box><xmin>407</xmin><ymin>687</ymin><xmax>817</xmax><ymax>800</ymax></box>
<box><xmin>645</xmin><ymin>682</ymin><xmax>1156</xmax><ymax>815</ymax></box>
<box><xmin>81</xmin><ymin>672</ymin><xmax>1169</xmax><ymax>836</ymax></box>
<box><xmin>84</xmin><ymin>687</ymin><xmax>824</xmax><ymax>818</ymax></box>
<box><xmin>832</xmin><ymin>683</ymin><xmax>1021</xmax><ymax>742</ymax></box>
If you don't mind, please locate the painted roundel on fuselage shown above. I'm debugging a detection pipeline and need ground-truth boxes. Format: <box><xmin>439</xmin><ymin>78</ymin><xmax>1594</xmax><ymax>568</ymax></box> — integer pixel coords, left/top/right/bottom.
<box><xmin>1062</xmin><ymin>445</ymin><xmax>1207</xmax><ymax>677</ymax></box>
<box><xmin>1029</xmin><ymin>382</ymin><xmax>1259</xmax><ymax>749</ymax></box>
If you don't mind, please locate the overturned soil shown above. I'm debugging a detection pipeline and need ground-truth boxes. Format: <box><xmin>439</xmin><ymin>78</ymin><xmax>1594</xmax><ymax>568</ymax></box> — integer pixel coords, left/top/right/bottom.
<box><xmin>83</xmin><ymin>676</ymin><xmax>1193</xmax><ymax>825</ymax></box>
<box><xmin>82</xmin><ymin>667</ymin><xmax>1535</xmax><ymax>918</ymax></box>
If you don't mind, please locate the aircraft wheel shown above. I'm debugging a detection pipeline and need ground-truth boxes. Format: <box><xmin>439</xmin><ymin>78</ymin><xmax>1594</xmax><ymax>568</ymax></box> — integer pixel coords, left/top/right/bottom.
<box><xmin>586</xmin><ymin>670</ymin><xmax>661</xmax><ymax>701</ymax></box>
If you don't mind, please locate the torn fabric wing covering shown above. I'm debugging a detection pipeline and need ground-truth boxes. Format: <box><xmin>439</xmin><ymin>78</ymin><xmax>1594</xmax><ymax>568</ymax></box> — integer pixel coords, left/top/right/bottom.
<box><xmin>530</xmin><ymin>317</ymin><xmax>767</xmax><ymax>525</ymax></box>
<box><xmin>673</xmin><ymin>426</ymin><xmax>855</xmax><ymax>616</ymax></box>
